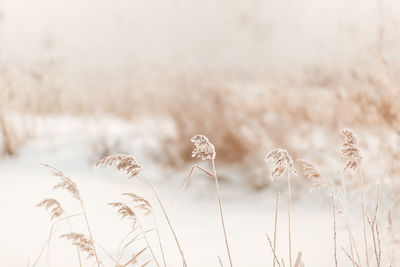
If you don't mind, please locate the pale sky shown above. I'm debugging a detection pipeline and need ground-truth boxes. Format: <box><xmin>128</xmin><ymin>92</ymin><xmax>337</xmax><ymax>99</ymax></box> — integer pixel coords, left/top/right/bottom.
<box><xmin>0</xmin><ymin>0</ymin><xmax>399</xmax><ymax>79</ymax></box>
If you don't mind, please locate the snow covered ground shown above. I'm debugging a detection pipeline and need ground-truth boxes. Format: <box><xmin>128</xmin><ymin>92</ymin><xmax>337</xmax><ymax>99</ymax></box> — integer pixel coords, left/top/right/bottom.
<box><xmin>0</xmin><ymin>115</ymin><xmax>365</xmax><ymax>266</ymax></box>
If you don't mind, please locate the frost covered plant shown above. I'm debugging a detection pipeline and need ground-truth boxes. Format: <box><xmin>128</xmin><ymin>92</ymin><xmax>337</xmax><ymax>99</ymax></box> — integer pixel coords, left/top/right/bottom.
<box><xmin>178</xmin><ymin>135</ymin><xmax>233</xmax><ymax>267</ymax></box>
<box><xmin>191</xmin><ymin>134</ymin><xmax>216</xmax><ymax>160</ymax></box>
<box><xmin>266</xmin><ymin>149</ymin><xmax>297</xmax><ymax>267</ymax></box>
<box><xmin>340</xmin><ymin>128</ymin><xmax>369</xmax><ymax>267</ymax></box>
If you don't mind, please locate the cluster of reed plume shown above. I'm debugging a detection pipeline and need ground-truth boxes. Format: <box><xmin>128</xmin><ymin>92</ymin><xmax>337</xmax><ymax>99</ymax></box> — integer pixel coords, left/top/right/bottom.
<box><xmin>33</xmin><ymin>129</ymin><xmax>391</xmax><ymax>267</ymax></box>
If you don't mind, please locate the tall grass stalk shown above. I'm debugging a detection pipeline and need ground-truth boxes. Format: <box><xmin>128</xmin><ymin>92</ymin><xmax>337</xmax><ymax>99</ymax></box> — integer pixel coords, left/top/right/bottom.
<box><xmin>358</xmin><ymin>170</ymin><xmax>370</xmax><ymax>267</ymax></box>
<box><xmin>143</xmin><ymin>174</ymin><xmax>188</xmax><ymax>267</ymax></box>
<box><xmin>212</xmin><ymin>158</ymin><xmax>233</xmax><ymax>267</ymax></box>
<box><xmin>331</xmin><ymin>185</ymin><xmax>338</xmax><ymax>267</ymax></box>
<box><xmin>80</xmin><ymin>203</ymin><xmax>101</xmax><ymax>267</ymax></box>
<box><xmin>287</xmin><ymin>173</ymin><xmax>293</xmax><ymax>267</ymax></box>
<box><xmin>273</xmin><ymin>192</ymin><xmax>279</xmax><ymax>267</ymax></box>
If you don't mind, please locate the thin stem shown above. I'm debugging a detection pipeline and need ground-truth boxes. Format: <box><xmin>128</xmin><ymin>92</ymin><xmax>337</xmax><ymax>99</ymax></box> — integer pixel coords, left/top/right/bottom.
<box><xmin>80</xmin><ymin>202</ymin><xmax>101</xmax><ymax>267</ymax></box>
<box><xmin>273</xmin><ymin>191</ymin><xmax>280</xmax><ymax>267</ymax></box>
<box><xmin>143</xmin><ymin>175</ymin><xmax>188</xmax><ymax>267</ymax></box>
<box><xmin>152</xmin><ymin>213</ymin><xmax>167</xmax><ymax>267</ymax></box>
<box><xmin>175</xmin><ymin>164</ymin><xmax>214</xmax><ymax>205</ymax></box>
<box><xmin>331</xmin><ymin>185</ymin><xmax>338</xmax><ymax>267</ymax></box>
<box><xmin>266</xmin><ymin>234</ymin><xmax>281</xmax><ymax>267</ymax></box>
<box><xmin>137</xmin><ymin>218</ymin><xmax>160</xmax><ymax>267</ymax></box>
<box><xmin>370</xmin><ymin>184</ymin><xmax>381</xmax><ymax>267</ymax></box>
<box><xmin>287</xmin><ymin>173</ymin><xmax>292</xmax><ymax>267</ymax></box>
<box><xmin>94</xmin><ymin>240</ymin><xmax>122</xmax><ymax>266</ymax></box>
<box><xmin>122</xmin><ymin>247</ymin><xmax>147</xmax><ymax>267</ymax></box>
<box><xmin>32</xmin><ymin>213</ymin><xmax>83</xmax><ymax>267</ymax></box>
<box><xmin>342</xmin><ymin>247</ymin><xmax>361</xmax><ymax>267</ymax></box>
<box><xmin>358</xmin><ymin>170</ymin><xmax>370</xmax><ymax>267</ymax></box>
<box><xmin>117</xmin><ymin>228</ymin><xmax>154</xmax><ymax>260</ymax></box>
<box><xmin>341</xmin><ymin>175</ymin><xmax>356</xmax><ymax>267</ymax></box>
<box><xmin>218</xmin><ymin>256</ymin><xmax>224</xmax><ymax>267</ymax></box>
<box><xmin>65</xmin><ymin>218</ymin><xmax>82</xmax><ymax>267</ymax></box>
<box><xmin>212</xmin><ymin>159</ymin><xmax>233</xmax><ymax>267</ymax></box>
<box><xmin>115</xmin><ymin>230</ymin><xmax>134</xmax><ymax>259</ymax></box>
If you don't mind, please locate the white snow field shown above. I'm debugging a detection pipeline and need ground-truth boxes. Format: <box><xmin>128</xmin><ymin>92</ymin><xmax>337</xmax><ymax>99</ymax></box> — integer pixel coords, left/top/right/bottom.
<box><xmin>0</xmin><ymin>115</ymin><xmax>365</xmax><ymax>267</ymax></box>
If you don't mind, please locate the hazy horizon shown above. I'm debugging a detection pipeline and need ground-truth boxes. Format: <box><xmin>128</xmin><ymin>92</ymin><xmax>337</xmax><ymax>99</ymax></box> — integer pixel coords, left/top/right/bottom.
<box><xmin>1</xmin><ymin>0</ymin><xmax>399</xmax><ymax>81</ymax></box>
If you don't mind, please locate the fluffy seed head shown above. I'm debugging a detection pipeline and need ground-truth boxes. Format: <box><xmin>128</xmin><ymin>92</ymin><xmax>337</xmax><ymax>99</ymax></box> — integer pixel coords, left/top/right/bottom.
<box><xmin>60</xmin><ymin>232</ymin><xmax>95</xmax><ymax>259</ymax></box>
<box><xmin>265</xmin><ymin>148</ymin><xmax>297</xmax><ymax>181</ymax></box>
<box><xmin>191</xmin><ymin>135</ymin><xmax>216</xmax><ymax>160</ymax></box>
<box><xmin>42</xmin><ymin>164</ymin><xmax>81</xmax><ymax>200</ymax></box>
<box><xmin>297</xmin><ymin>159</ymin><xmax>325</xmax><ymax>191</ymax></box>
<box><xmin>123</xmin><ymin>193</ymin><xmax>153</xmax><ymax>216</ymax></box>
<box><xmin>109</xmin><ymin>202</ymin><xmax>137</xmax><ymax>221</ymax></box>
<box><xmin>37</xmin><ymin>198</ymin><xmax>64</xmax><ymax>220</ymax></box>
<box><xmin>340</xmin><ymin>128</ymin><xmax>362</xmax><ymax>173</ymax></box>
<box><xmin>96</xmin><ymin>154</ymin><xmax>142</xmax><ymax>178</ymax></box>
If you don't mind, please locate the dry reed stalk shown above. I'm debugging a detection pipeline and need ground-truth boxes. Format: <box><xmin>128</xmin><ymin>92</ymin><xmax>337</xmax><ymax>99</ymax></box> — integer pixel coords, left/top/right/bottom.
<box><xmin>92</xmin><ymin>240</ymin><xmax>121</xmax><ymax>266</ymax></box>
<box><xmin>368</xmin><ymin>184</ymin><xmax>382</xmax><ymax>267</ymax></box>
<box><xmin>32</xmin><ymin>213</ymin><xmax>83</xmax><ymax>267</ymax></box>
<box><xmin>42</xmin><ymin>164</ymin><xmax>101</xmax><ymax>267</ymax></box>
<box><xmin>96</xmin><ymin>154</ymin><xmax>187</xmax><ymax>267</ymax></box>
<box><xmin>342</xmin><ymin>247</ymin><xmax>361</xmax><ymax>267</ymax></box>
<box><xmin>340</xmin><ymin>173</ymin><xmax>358</xmax><ymax>267</ymax></box>
<box><xmin>358</xmin><ymin>169</ymin><xmax>370</xmax><ymax>267</ymax></box>
<box><xmin>331</xmin><ymin>186</ymin><xmax>338</xmax><ymax>267</ymax></box>
<box><xmin>117</xmin><ymin>228</ymin><xmax>156</xmax><ymax>261</ymax></box>
<box><xmin>273</xmin><ymin>192</ymin><xmax>279</xmax><ymax>267</ymax></box>
<box><xmin>152</xmin><ymin>214</ymin><xmax>166</xmax><ymax>267</ymax></box>
<box><xmin>190</xmin><ymin>135</ymin><xmax>233</xmax><ymax>267</ymax></box>
<box><xmin>109</xmin><ymin>201</ymin><xmax>160</xmax><ymax>267</ymax></box>
<box><xmin>121</xmin><ymin>247</ymin><xmax>148</xmax><ymax>267</ymax></box>
<box><xmin>340</xmin><ymin>129</ymin><xmax>369</xmax><ymax>267</ymax></box>
<box><xmin>266</xmin><ymin>149</ymin><xmax>297</xmax><ymax>267</ymax></box>
<box><xmin>211</xmin><ymin>158</ymin><xmax>233</xmax><ymax>267</ymax></box>
<box><xmin>37</xmin><ymin>199</ymin><xmax>82</xmax><ymax>266</ymax></box>
<box><xmin>124</xmin><ymin>193</ymin><xmax>166</xmax><ymax>267</ymax></box>
<box><xmin>218</xmin><ymin>256</ymin><xmax>224</xmax><ymax>267</ymax></box>
<box><xmin>176</xmin><ymin>164</ymin><xmax>214</xmax><ymax>204</ymax></box>
<box><xmin>142</xmin><ymin>175</ymin><xmax>187</xmax><ymax>267</ymax></box>
<box><xmin>266</xmin><ymin>234</ymin><xmax>282</xmax><ymax>267</ymax></box>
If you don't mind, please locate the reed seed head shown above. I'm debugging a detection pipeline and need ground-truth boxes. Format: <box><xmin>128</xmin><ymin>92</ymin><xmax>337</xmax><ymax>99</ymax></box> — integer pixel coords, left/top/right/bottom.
<box><xmin>191</xmin><ymin>135</ymin><xmax>216</xmax><ymax>160</ymax></box>
<box><xmin>265</xmin><ymin>148</ymin><xmax>297</xmax><ymax>181</ymax></box>
<box><xmin>96</xmin><ymin>154</ymin><xmax>142</xmax><ymax>178</ymax></box>
<box><xmin>36</xmin><ymin>198</ymin><xmax>64</xmax><ymax>220</ymax></box>
<box><xmin>123</xmin><ymin>193</ymin><xmax>153</xmax><ymax>216</ymax></box>
<box><xmin>60</xmin><ymin>232</ymin><xmax>96</xmax><ymax>259</ymax></box>
<box><xmin>297</xmin><ymin>159</ymin><xmax>325</xmax><ymax>191</ymax></box>
<box><xmin>42</xmin><ymin>163</ymin><xmax>81</xmax><ymax>200</ymax></box>
<box><xmin>340</xmin><ymin>128</ymin><xmax>362</xmax><ymax>173</ymax></box>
